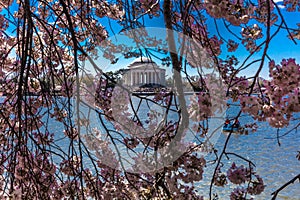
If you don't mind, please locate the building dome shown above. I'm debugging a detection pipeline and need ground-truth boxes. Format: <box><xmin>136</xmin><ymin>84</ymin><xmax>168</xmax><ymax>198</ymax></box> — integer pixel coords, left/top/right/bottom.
<box><xmin>132</xmin><ymin>57</ymin><xmax>155</xmax><ymax>63</ymax></box>
<box><xmin>128</xmin><ymin>57</ymin><xmax>155</xmax><ymax>68</ymax></box>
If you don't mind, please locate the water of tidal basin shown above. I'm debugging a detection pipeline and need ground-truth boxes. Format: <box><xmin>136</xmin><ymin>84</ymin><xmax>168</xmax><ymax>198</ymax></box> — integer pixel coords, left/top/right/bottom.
<box><xmin>80</xmin><ymin>97</ymin><xmax>300</xmax><ymax>200</ymax></box>
<box><xmin>7</xmin><ymin>96</ymin><xmax>297</xmax><ymax>199</ymax></box>
<box><xmin>198</xmin><ymin>101</ymin><xmax>300</xmax><ymax>200</ymax></box>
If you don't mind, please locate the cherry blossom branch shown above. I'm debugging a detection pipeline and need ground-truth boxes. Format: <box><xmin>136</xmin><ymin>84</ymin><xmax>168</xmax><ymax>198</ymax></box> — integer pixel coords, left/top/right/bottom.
<box><xmin>264</xmin><ymin>122</ymin><xmax>300</xmax><ymax>140</ymax></box>
<box><xmin>271</xmin><ymin>0</ymin><xmax>297</xmax><ymax>44</ymax></box>
<box><xmin>225</xmin><ymin>152</ymin><xmax>256</xmax><ymax>167</ymax></box>
<box><xmin>209</xmin><ymin>109</ymin><xmax>243</xmax><ymax>200</ymax></box>
<box><xmin>271</xmin><ymin>173</ymin><xmax>300</xmax><ymax>200</ymax></box>
<box><xmin>209</xmin><ymin>131</ymin><xmax>233</xmax><ymax>200</ymax></box>
<box><xmin>248</xmin><ymin>0</ymin><xmax>272</xmax><ymax>94</ymax></box>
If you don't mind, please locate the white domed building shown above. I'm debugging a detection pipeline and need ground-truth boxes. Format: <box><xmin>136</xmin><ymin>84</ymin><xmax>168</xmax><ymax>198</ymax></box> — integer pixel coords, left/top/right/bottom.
<box><xmin>123</xmin><ymin>57</ymin><xmax>166</xmax><ymax>87</ymax></box>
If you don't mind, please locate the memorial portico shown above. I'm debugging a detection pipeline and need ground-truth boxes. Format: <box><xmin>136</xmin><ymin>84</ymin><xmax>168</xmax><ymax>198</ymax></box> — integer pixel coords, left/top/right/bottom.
<box><xmin>123</xmin><ymin>57</ymin><xmax>166</xmax><ymax>86</ymax></box>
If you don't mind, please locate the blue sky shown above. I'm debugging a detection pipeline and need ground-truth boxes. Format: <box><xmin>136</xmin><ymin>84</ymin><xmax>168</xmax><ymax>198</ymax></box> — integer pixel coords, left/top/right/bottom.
<box><xmin>88</xmin><ymin>0</ymin><xmax>300</xmax><ymax>80</ymax></box>
<box><xmin>2</xmin><ymin>0</ymin><xmax>299</xmax><ymax>79</ymax></box>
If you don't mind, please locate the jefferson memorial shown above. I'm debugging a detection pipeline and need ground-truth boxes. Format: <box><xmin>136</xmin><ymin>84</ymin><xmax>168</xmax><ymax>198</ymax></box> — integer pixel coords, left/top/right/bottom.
<box><xmin>123</xmin><ymin>57</ymin><xmax>166</xmax><ymax>87</ymax></box>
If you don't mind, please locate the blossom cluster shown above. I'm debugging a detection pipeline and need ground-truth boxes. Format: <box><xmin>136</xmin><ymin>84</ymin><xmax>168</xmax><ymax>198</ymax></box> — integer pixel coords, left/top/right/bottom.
<box><xmin>205</xmin><ymin>0</ymin><xmax>255</xmax><ymax>26</ymax></box>
<box><xmin>213</xmin><ymin>167</ymin><xmax>228</xmax><ymax>187</ymax></box>
<box><xmin>227</xmin><ymin>162</ymin><xmax>251</xmax><ymax>184</ymax></box>
<box><xmin>239</xmin><ymin>59</ymin><xmax>300</xmax><ymax>128</ymax></box>
<box><xmin>188</xmin><ymin>74</ymin><xmax>227</xmax><ymax>122</ymax></box>
<box><xmin>283</xmin><ymin>0</ymin><xmax>300</xmax><ymax>12</ymax></box>
<box><xmin>241</xmin><ymin>24</ymin><xmax>263</xmax><ymax>53</ymax></box>
<box><xmin>213</xmin><ymin>162</ymin><xmax>265</xmax><ymax>199</ymax></box>
<box><xmin>230</xmin><ymin>187</ymin><xmax>250</xmax><ymax>200</ymax></box>
<box><xmin>140</xmin><ymin>0</ymin><xmax>160</xmax><ymax>16</ymax></box>
<box><xmin>95</xmin><ymin>78</ymin><xmax>114</xmax><ymax>119</ymax></box>
<box><xmin>189</xmin><ymin>92</ymin><xmax>213</xmax><ymax>121</ymax></box>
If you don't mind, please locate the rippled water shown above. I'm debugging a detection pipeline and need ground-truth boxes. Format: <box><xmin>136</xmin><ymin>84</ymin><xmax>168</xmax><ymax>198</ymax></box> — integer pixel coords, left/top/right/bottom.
<box><xmin>2</xmin><ymin>96</ymin><xmax>299</xmax><ymax>199</ymax></box>
<box><xmin>72</xmin><ymin>96</ymin><xmax>300</xmax><ymax>199</ymax></box>
<box><xmin>198</xmin><ymin>103</ymin><xmax>300</xmax><ymax>199</ymax></box>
